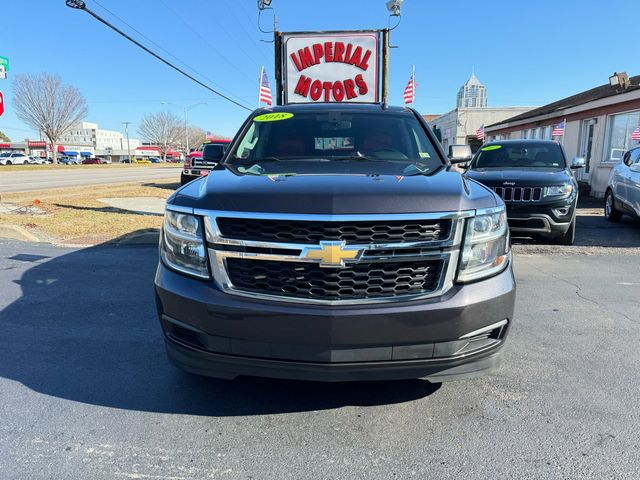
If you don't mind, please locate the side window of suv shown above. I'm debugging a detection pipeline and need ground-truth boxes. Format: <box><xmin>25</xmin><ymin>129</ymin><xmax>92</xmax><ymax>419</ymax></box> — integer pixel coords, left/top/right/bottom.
<box><xmin>623</xmin><ymin>151</ymin><xmax>633</xmax><ymax>166</ymax></box>
<box><xmin>631</xmin><ymin>148</ymin><xmax>640</xmax><ymax>164</ymax></box>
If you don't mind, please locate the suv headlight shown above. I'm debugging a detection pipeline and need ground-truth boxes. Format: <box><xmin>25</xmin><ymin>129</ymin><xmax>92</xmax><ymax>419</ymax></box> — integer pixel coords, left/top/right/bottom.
<box><xmin>458</xmin><ymin>207</ymin><xmax>510</xmax><ymax>282</ymax></box>
<box><xmin>160</xmin><ymin>210</ymin><xmax>209</xmax><ymax>279</ymax></box>
<box><xmin>545</xmin><ymin>184</ymin><xmax>573</xmax><ymax>197</ymax></box>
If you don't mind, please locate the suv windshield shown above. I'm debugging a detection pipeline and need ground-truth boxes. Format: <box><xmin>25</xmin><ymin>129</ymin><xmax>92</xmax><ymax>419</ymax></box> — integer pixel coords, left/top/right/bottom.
<box><xmin>227</xmin><ymin>111</ymin><xmax>443</xmax><ymax>175</ymax></box>
<box><xmin>472</xmin><ymin>142</ymin><xmax>566</xmax><ymax>169</ymax></box>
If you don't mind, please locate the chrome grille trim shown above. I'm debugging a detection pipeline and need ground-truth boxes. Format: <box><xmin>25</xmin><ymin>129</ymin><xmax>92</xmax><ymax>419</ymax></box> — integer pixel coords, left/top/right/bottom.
<box><xmin>193</xmin><ymin>209</ymin><xmax>473</xmax><ymax>305</ymax></box>
<box><xmin>492</xmin><ymin>186</ymin><xmax>543</xmax><ymax>202</ymax></box>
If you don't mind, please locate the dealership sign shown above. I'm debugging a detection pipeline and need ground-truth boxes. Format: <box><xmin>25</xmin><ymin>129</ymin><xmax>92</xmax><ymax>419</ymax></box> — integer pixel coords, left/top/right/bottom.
<box><xmin>283</xmin><ymin>31</ymin><xmax>379</xmax><ymax>104</ymax></box>
<box><xmin>0</xmin><ymin>90</ymin><xmax>4</xmax><ymax>118</ymax></box>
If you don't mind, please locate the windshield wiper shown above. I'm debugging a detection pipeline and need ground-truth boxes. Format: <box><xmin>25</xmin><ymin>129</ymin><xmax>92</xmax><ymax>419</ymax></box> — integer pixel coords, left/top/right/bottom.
<box><xmin>228</xmin><ymin>156</ymin><xmax>282</xmax><ymax>165</ymax></box>
<box><xmin>333</xmin><ymin>151</ymin><xmax>383</xmax><ymax>162</ymax></box>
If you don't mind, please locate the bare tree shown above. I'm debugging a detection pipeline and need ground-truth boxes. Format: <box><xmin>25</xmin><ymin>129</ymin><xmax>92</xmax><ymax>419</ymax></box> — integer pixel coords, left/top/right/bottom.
<box><xmin>184</xmin><ymin>126</ymin><xmax>207</xmax><ymax>152</ymax></box>
<box><xmin>0</xmin><ymin>130</ymin><xmax>10</xmax><ymax>142</ymax></box>
<box><xmin>12</xmin><ymin>73</ymin><xmax>88</xmax><ymax>163</ymax></box>
<box><xmin>138</xmin><ymin>111</ymin><xmax>182</xmax><ymax>160</ymax></box>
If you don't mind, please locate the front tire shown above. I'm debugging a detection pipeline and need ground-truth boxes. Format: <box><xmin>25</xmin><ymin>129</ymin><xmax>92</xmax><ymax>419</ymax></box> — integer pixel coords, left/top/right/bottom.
<box><xmin>558</xmin><ymin>219</ymin><xmax>576</xmax><ymax>245</ymax></box>
<box><xmin>180</xmin><ymin>173</ymin><xmax>191</xmax><ymax>186</ymax></box>
<box><xmin>604</xmin><ymin>189</ymin><xmax>623</xmax><ymax>222</ymax></box>
<box><xmin>6</xmin><ymin>160</ymin><xmax>12</xmax><ymax>165</ymax></box>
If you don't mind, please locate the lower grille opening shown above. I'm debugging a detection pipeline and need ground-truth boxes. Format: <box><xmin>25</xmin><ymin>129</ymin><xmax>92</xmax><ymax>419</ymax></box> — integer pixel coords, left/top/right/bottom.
<box><xmin>226</xmin><ymin>258</ymin><xmax>444</xmax><ymax>301</ymax></box>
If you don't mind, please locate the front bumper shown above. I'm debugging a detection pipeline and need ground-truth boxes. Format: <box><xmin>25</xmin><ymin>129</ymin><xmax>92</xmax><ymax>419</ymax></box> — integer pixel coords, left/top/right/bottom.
<box><xmin>505</xmin><ymin>195</ymin><xmax>577</xmax><ymax>236</ymax></box>
<box><xmin>183</xmin><ymin>168</ymin><xmax>210</xmax><ymax>179</ymax></box>
<box><xmin>155</xmin><ymin>261</ymin><xmax>516</xmax><ymax>382</ymax></box>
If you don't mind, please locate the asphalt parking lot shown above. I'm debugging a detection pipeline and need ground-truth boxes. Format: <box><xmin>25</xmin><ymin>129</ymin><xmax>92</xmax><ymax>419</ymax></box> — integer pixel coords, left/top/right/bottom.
<box><xmin>1</xmin><ymin>210</ymin><xmax>639</xmax><ymax>479</ymax></box>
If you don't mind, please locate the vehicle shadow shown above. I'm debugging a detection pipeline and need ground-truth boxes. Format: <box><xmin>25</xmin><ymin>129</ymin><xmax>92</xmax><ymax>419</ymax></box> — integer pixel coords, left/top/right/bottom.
<box><xmin>53</xmin><ymin>203</ymin><xmax>163</xmax><ymax>217</ymax></box>
<box><xmin>142</xmin><ymin>181</ymin><xmax>181</xmax><ymax>190</ymax></box>
<box><xmin>0</xmin><ymin>236</ymin><xmax>440</xmax><ymax>417</ymax></box>
<box><xmin>511</xmin><ymin>196</ymin><xmax>640</xmax><ymax>248</ymax></box>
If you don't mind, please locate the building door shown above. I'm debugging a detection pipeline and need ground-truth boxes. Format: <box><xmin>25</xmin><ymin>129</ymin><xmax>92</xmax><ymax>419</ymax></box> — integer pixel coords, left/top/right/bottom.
<box><xmin>577</xmin><ymin>119</ymin><xmax>596</xmax><ymax>181</ymax></box>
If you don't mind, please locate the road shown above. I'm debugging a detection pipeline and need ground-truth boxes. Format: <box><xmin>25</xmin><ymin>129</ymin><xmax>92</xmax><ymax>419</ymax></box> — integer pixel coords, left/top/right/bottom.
<box><xmin>1</xmin><ymin>228</ymin><xmax>639</xmax><ymax>479</ymax></box>
<box><xmin>0</xmin><ymin>166</ymin><xmax>182</xmax><ymax>192</ymax></box>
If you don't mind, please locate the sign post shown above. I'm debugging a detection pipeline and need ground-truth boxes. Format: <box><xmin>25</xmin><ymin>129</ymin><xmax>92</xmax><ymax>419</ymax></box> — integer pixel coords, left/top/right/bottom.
<box><xmin>0</xmin><ymin>56</ymin><xmax>9</xmax><ymax>78</ymax></box>
<box><xmin>277</xmin><ymin>30</ymin><xmax>382</xmax><ymax>105</ymax></box>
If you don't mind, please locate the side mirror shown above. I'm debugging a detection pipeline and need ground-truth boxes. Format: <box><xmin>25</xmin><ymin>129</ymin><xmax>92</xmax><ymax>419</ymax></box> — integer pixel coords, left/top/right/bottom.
<box><xmin>571</xmin><ymin>156</ymin><xmax>586</xmax><ymax>169</ymax></box>
<box><xmin>630</xmin><ymin>163</ymin><xmax>640</xmax><ymax>173</ymax></box>
<box><xmin>448</xmin><ymin>144</ymin><xmax>473</xmax><ymax>164</ymax></box>
<box><xmin>202</xmin><ymin>145</ymin><xmax>225</xmax><ymax>164</ymax></box>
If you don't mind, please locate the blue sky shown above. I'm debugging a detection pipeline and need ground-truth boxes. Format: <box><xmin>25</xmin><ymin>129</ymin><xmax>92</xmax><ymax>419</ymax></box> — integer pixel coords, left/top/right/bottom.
<box><xmin>0</xmin><ymin>0</ymin><xmax>638</xmax><ymax>141</ymax></box>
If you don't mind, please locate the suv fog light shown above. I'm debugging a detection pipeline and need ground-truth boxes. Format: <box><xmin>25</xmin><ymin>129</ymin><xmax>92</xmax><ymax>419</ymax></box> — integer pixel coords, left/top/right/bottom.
<box><xmin>553</xmin><ymin>207</ymin><xmax>570</xmax><ymax>216</ymax></box>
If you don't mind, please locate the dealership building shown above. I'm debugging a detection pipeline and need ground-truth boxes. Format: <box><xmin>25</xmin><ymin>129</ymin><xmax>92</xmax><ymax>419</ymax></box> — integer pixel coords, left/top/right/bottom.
<box><xmin>485</xmin><ymin>72</ymin><xmax>640</xmax><ymax>197</ymax></box>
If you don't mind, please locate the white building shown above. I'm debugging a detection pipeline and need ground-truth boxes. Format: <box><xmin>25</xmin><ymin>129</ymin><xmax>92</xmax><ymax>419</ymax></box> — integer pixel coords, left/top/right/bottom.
<box><xmin>59</xmin><ymin>121</ymin><xmax>140</xmax><ymax>156</ymax></box>
<box><xmin>485</xmin><ymin>72</ymin><xmax>640</xmax><ymax>198</ymax></box>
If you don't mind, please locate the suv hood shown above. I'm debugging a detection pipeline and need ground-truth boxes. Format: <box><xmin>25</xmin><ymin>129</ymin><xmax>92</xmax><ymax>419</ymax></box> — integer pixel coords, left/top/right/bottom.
<box><xmin>465</xmin><ymin>168</ymin><xmax>572</xmax><ymax>187</ymax></box>
<box><xmin>170</xmin><ymin>168</ymin><xmax>498</xmax><ymax>215</ymax></box>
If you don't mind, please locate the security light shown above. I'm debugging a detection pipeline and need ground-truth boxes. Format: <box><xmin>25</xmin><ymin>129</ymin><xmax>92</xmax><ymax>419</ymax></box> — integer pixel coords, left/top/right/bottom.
<box><xmin>386</xmin><ymin>0</ymin><xmax>403</xmax><ymax>16</ymax></box>
<box><xmin>258</xmin><ymin>0</ymin><xmax>272</xmax><ymax>10</ymax></box>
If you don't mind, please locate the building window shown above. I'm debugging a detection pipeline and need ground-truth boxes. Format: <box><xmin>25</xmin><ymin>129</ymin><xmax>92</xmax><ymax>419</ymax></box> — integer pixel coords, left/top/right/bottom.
<box><xmin>604</xmin><ymin>110</ymin><xmax>640</xmax><ymax>163</ymax></box>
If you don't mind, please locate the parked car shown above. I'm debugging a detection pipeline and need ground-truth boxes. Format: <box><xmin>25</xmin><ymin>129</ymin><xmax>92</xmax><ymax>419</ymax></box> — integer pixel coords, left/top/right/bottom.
<box><xmin>155</xmin><ymin>103</ymin><xmax>516</xmax><ymax>382</ymax></box>
<box><xmin>149</xmin><ymin>157</ymin><xmax>162</xmax><ymax>163</ymax></box>
<box><xmin>81</xmin><ymin>157</ymin><xmax>102</xmax><ymax>165</ymax></box>
<box><xmin>28</xmin><ymin>156</ymin><xmax>47</xmax><ymax>165</ymax></box>
<box><xmin>464</xmin><ymin>139</ymin><xmax>584</xmax><ymax>245</ymax></box>
<box><xmin>605</xmin><ymin>145</ymin><xmax>640</xmax><ymax>221</ymax></box>
<box><xmin>0</xmin><ymin>152</ymin><xmax>30</xmax><ymax>165</ymax></box>
<box><xmin>181</xmin><ymin>140</ymin><xmax>231</xmax><ymax>185</ymax></box>
<box><xmin>58</xmin><ymin>156</ymin><xmax>80</xmax><ymax>165</ymax></box>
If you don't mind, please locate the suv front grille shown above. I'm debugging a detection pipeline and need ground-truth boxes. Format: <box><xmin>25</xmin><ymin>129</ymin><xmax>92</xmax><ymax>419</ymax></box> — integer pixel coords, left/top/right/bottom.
<box><xmin>492</xmin><ymin>186</ymin><xmax>542</xmax><ymax>202</ymax></box>
<box><xmin>226</xmin><ymin>258</ymin><xmax>444</xmax><ymax>301</ymax></box>
<box><xmin>216</xmin><ymin>218</ymin><xmax>451</xmax><ymax>244</ymax></box>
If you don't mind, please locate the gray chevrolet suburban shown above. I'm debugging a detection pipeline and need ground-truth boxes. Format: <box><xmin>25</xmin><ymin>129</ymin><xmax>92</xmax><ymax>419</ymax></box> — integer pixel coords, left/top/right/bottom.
<box><xmin>154</xmin><ymin>103</ymin><xmax>516</xmax><ymax>382</ymax></box>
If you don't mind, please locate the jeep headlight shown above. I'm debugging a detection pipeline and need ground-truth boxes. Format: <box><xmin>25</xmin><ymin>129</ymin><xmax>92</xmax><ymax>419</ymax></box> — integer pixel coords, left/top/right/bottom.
<box><xmin>545</xmin><ymin>184</ymin><xmax>573</xmax><ymax>197</ymax></box>
<box><xmin>458</xmin><ymin>207</ymin><xmax>510</xmax><ymax>282</ymax></box>
<box><xmin>160</xmin><ymin>210</ymin><xmax>209</xmax><ymax>279</ymax></box>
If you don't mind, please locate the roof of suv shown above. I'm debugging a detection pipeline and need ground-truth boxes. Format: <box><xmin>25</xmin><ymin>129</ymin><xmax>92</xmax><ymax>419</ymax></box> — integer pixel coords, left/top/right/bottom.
<box><xmin>255</xmin><ymin>103</ymin><xmax>415</xmax><ymax>115</ymax></box>
<box><xmin>484</xmin><ymin>139</ymin><xmax>560</xmax><ymax>145</ymax></box>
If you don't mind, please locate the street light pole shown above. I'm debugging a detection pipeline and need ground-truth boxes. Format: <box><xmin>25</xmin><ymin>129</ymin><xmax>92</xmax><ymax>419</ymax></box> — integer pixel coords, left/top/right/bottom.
<box><xmin>122</xmin><ymin>122</ymin><xmax>132</xmax><ymax>164</ymax></box>
<box><xmin>162</xmin><ymin>101</ymin><xmax>206</xmax><ymax>155</ymax></box>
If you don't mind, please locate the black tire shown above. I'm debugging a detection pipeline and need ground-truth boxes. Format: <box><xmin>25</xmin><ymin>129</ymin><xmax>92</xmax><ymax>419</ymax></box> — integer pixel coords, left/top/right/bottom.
<box><xmin>6</xmin><ymin>160</ymin><xmax>12</xmax><ymax>165</ymax></box>
<box><xmin>604</xmin><ymin>189</ymin><xmax>623</xmax><ymax>222</ymax></box>
<box><xmin>180</xmin><ymin>173</ymin><xmax>191</xmax><ymax>186</ymax></box>
<box><xmin>558</xmin><ymin>219</ymin><xmax>576</xmax><ymax>245</ymax></box>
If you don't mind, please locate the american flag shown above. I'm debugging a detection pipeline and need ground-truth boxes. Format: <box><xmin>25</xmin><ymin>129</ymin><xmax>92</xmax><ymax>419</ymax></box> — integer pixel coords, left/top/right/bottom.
<box><xmin>476</xmin><ymin>124</ymin><xmax>485</xmax><ymax>141</ymax></box>
<box><xmin>258</xmin><ymin>67</ymin><xmax>272</xmax><ymax>106</ymax></box>
<box><xmin>403</xmin><ymin>66</ymin><xmax>416</xmax><ymax>104</ymax></box>
<box><xmin>552</xmin><ymin>119</ymin><xmax>566</xmax><ymax>137</ymax></box>
<box><xmin>631</xmin><ymin>126</ymin><xmax>640</xmax><ymax>141</ymax></box>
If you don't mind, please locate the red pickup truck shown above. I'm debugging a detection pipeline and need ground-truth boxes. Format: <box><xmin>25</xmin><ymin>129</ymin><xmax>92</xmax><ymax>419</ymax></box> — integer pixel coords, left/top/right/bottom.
<box><xmin>181</xmin><ymin>139</ymin><xmax>231</xmax><ymax>185</ymax></box>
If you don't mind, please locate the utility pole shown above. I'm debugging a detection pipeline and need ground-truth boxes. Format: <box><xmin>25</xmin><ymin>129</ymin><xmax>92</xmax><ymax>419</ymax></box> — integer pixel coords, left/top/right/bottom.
<box><xmin>122</xmin><ymin>122</ymin><xmax>132</xmax><ymax>164</ymax></box>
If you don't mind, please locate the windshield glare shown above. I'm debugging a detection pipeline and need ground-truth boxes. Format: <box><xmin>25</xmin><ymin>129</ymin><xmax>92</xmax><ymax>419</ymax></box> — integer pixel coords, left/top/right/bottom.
<box><xmin>228</xmin><ymin>111</ymin><xmax>443</xmax><ymax>174</ymax></box>
<box><xmin>473</xmin><ymin>143</ymin><xmax>566</xmax><ymax>169</ymax></box>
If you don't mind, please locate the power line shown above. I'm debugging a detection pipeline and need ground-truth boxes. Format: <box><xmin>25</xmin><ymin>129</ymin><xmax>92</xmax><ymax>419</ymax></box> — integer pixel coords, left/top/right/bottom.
<box><xmin>90</xmin><ymin>0</ymin><xmax>244</xmax><ymax>103</ymax></box>
<box><xmin>157</xmin><ymin>0</ymin><xmax>258</xmax><ymax>86</ymax></box>
<box><xmin>65</xmin><ymin>0</ymin><xmax>252</xmax><ymax>111</ymax></box>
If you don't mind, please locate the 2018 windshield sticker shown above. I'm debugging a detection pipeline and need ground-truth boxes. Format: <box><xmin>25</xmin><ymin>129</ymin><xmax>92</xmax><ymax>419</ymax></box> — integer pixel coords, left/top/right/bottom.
<box><xmin>481</xmin><ymin>145</ymin><xmax>502</xmax><ymax>151</ymax></box>
<box><xmin>253</xmin><ymin>112</ymin><xmax>294</xmax><ymax>122</ymax></box>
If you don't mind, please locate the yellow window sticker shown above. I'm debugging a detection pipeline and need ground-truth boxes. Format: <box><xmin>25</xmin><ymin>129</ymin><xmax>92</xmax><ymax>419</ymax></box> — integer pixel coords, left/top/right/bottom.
<box><xmin>253</xmin><ymin>112</ymin><xmax>294</xmax><ymax>122</ymax></box>
<box><xmin>418</xmin><ymin>152</ymin><xmax>431</xmax><ymax>158</ymax></box>
<box><xmin>481</xmin><ymin>145</ymin><xmax>502</xmax><ymax>151</ymax></box>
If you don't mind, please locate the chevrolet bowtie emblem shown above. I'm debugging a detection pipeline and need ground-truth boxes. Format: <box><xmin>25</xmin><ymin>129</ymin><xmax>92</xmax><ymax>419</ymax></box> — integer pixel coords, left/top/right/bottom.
<box><xmin>301</xmin><ymin>241</ymin><xmax>363</xmax><ymax>268</ymax></box>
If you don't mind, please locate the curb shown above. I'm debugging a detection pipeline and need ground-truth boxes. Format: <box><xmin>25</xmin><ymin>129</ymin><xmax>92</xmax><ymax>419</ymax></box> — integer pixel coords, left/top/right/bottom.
<box><xmin>0</xmin><ymin>224</ymin><xmax>43</xmax><ymax>243</ymax></box>
<box><xmin>112</xmin><ymin>229</ymin><xmax>160</xmax><ymax>245</ymax></box>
